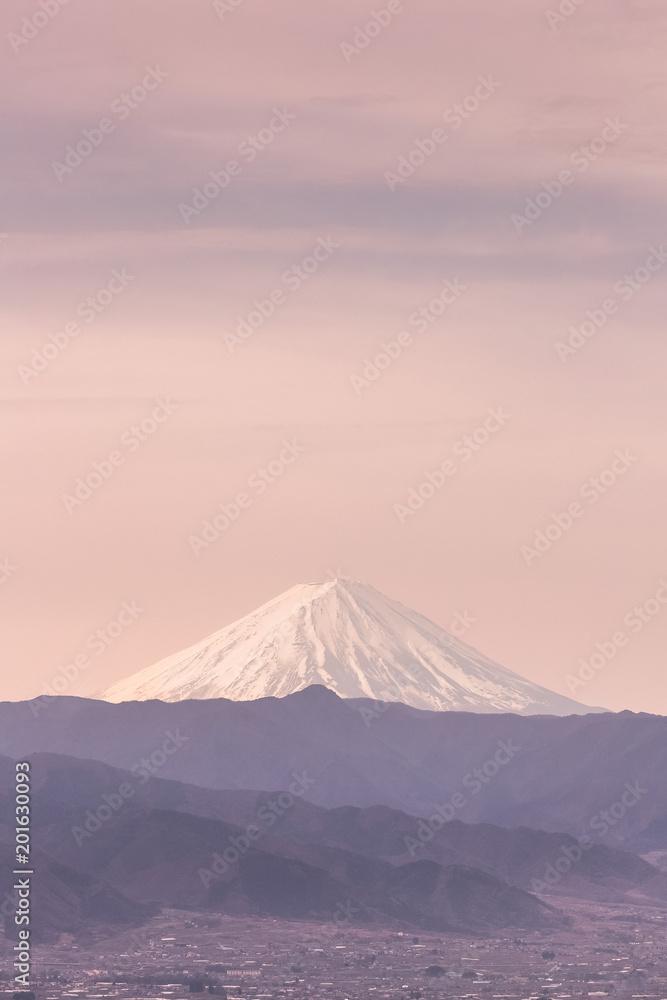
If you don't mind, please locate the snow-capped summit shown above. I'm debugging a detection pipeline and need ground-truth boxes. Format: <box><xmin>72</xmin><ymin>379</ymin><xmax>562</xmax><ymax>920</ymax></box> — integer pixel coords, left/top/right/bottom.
<box><xmin>98</xmin><ymin>579</ymin><xmax>604</xmax><ymax>715</ymax></box>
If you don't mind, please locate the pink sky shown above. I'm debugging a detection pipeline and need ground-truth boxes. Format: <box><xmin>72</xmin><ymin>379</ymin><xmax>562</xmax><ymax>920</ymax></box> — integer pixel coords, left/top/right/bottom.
<box><xmin>1</xmin><ymin>0</ymin><xmax>666</xmax><ymax>712</ymax></box>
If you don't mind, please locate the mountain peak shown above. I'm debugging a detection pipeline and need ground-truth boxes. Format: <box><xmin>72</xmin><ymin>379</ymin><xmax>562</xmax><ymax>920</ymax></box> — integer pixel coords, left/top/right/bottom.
<box><xmin>98</xmin><ymin>580</ymin><xmax>604</xmax><ymax>716</ymax></box>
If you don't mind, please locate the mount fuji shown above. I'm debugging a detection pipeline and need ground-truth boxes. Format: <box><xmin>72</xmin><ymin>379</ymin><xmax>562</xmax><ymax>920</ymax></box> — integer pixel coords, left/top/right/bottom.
<box><xmin>99</xmin><ymin>579</ymin><xmax>604</xmax><ymax>715</ymax></box>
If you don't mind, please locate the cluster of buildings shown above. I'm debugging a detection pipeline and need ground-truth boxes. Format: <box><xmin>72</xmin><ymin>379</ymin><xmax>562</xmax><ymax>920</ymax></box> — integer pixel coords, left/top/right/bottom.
<box><xmin>1</xmin><ymin>902</ymin><xmax>666</xmax><ymax>1000</ymax></box>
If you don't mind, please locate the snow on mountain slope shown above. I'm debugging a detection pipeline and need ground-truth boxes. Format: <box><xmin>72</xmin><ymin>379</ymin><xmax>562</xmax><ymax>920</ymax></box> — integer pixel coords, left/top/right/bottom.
<box><xmin>98</xmin><ymin>579</ymin><xmax>604</xmax><ymax>714</ymax></box>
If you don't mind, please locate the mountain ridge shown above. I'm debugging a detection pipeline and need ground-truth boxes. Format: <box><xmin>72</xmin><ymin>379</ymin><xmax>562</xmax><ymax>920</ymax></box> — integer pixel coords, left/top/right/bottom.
<box><xmin>0</xmin><ymin>690</ymin><xmax>663</xmax><ymax>848</ymax></box>
<box><xmin>0</xmin><ymin>755</ymin><xmax>568</xmax><ymax>933</ymax></box>
<box><xmin>5</xmin><ymin>750</ymin><xmax>665</xmax><ymax>906</ymax></box>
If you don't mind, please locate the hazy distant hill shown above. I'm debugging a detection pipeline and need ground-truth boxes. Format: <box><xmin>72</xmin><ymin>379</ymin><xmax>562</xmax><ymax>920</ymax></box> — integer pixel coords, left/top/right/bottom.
<box><xmin>0</xmin><ymin>841</ymin><xmax>155</xmax><ymax>943</ymax></box>
<box><xmin>0</xmin><ymin>802</ymin><xmax>563</xmax><ymax>934</ymax></box>
<box><xmin>0</xmin><ymin>688</ymin><xmax>663</xmax><ymax>847</ymax></box>
<box><xmin>2</xmin><ymin>753</ymin><xmax>666</xmax><ymax>911</ymax></box>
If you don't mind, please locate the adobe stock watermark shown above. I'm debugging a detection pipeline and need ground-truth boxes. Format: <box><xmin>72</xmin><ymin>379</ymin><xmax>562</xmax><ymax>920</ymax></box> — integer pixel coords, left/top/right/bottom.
<box><xmin>357</xmin><ymin>657</ymin><xmax>434</xmax><ymax>726</ymax></box>
<box><xmin>61</xmin><ymin>398</ymin><xmax>180</xmax><ymax>514</ymax></box>
<box><xmin>179</xmin><ymin>107</ymin><xmax>296</xmax><ymax>224</ymax></box>
<box><xmin>384</xmin><ymin>76</ymin><xmax>501</xmax><ymax>191</ymax></box>
<box><xmin>356</xmin><ymin>622</ymin><xmax>476</xmax><ymax>728</ymax></box>
<box><xmin>340</xmin><ymin>0</ymin><xmax>415</xmax><ymax>63</ymax></box>
<box><xmin>350</xmin><ymin>278</ymin><xmax>467</xmax><ymax>394</ymax></box>
<box><xmin>70</xmin><ymin>729</ymin><xmax>189</xmax><ymax>846</ymax></box>
<box><xmin>511</xmin><ymin>117</ymin><xmax>627</xmax><ymax>233</ymax></box>
<box><xmin>198</xmin><ymin>771</ymin><xmax>315</xmax><ymax>888</ymax></box>
<box><xmin>358</xmin><ymin>607</ymin><xmax>478</xmax><ymax>727</ymax></box>
<box><xmin>555</xmin><ymin>246</ymin><xmax>667</xmax><ymax>361</ymax></box>
<box><xmin>18</xmin><ymin>269</ymin><xmax>136</xmax><ymax>385</ymax></box>
<box><xmin>8</xmin><ymin>0</ymin><xmax>74</xmax><ymax>55</ymax></box>
<box><xmin>333</xmin><ymin>899</ymin><xmax>361</xmax><ymax>927</ymax></box>
<box><xmin>449</xmin><ymin>609</ymin><xmax>477</xmax><ymax>638</ymax></box>
<box><xmin>189</xmin><ymin>439</ymin><xmax>306</xmax><ymax>555</ymax></box>
<box><xmin>30</xmin><ymin>601</ymin><xmax>145</xmax><ymax>717</ymax></box>
<box><xmin>1</xmin><ymin>557</ymin><xmax>17</xmax><ymax>586</ymax></box>
<box><xmin>52</xmin><ymin>68</ymin><xmax>169</xmax><ymax>182</ymax></box>
<box><xmin>224</xmin><ymin>236</ymin><xmax>340</xmax><ymax>352</ymax></box>
<box><xmin>521</xmin><ymin>448</ymin><xmax>638</xmax><ymax>566</ymax></box>
<box><xmin>546</xmin><ymin>0</ymin><xmax>589</xmax><ymax>30</ymax></box>
<box><xmin>405</xmin><ymin>739</ymin><xmax>522</xmax><ymax>856</ymax></box>
<box><xmin>565</xmin><ymin>579</ymin><xmax>667</xmax><ymax>696</ymax></box>
<box><xmin>530</xmin><ymin>781</ymin><xmax>648</xmax><ymax>891</ymax></box>
<box><xmin>394</xmin><ymin>407</ymin><xmax>511</xmax><ymax>524</ymax></box>
<box><xmin>213</xmin><ymin>0</ymin><xmax>246</xmax><ymax>19</ymax></box>
<box><xmin>0</xmin><ymin>885</ymin><xmax>30</xmax><ymax>940</ymax></box>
